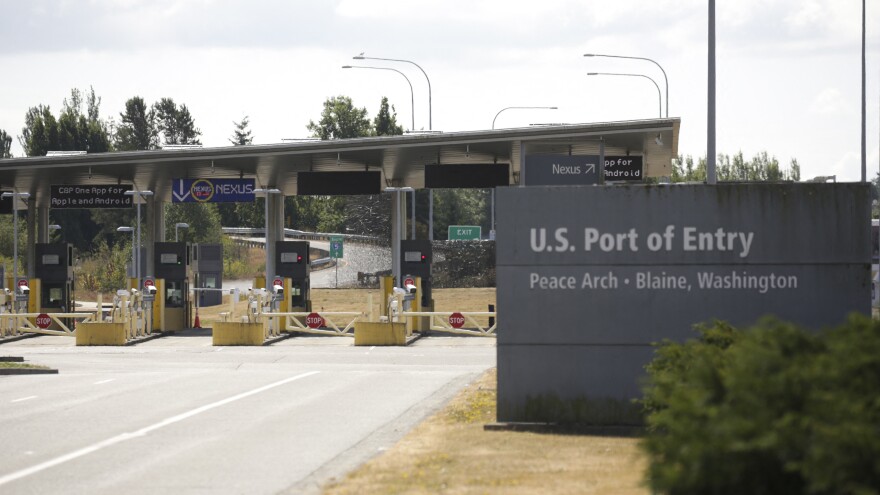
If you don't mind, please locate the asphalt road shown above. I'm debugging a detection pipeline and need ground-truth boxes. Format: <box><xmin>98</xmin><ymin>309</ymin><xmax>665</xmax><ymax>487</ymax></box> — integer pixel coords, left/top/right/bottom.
<box><xmin>0</xmin><ymin>334</ymin><xmax>495</xmax><ymax>495</ymax></box>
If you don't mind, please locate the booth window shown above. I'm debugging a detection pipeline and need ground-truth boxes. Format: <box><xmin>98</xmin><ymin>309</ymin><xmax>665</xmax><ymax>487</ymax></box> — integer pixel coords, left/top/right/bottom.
<box><xmin>165</xmin><ymin>281</ymin><xmax>184</xmax><ymax>308</ymax></box>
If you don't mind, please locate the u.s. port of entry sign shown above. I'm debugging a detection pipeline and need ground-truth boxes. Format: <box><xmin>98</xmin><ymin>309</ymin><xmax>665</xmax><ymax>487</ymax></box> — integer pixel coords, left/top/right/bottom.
<box><xmin>495</xmin><ymin>183</ymin><xmax>871</xmax><ymax>425</ymax></box>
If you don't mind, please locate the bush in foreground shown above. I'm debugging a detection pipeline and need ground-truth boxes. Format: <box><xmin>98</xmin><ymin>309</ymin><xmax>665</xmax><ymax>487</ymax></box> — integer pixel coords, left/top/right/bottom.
<box><xmin>641</xmin><ymin>315</ymin><xmax>880</xmax><ymax>495</ymax></box>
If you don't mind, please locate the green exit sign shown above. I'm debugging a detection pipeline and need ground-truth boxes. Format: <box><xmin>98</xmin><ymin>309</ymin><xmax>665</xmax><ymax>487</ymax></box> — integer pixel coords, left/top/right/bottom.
<box><xmin>448</xmin><ymin>226</ymin><xmax>482</xmax><ymax>240</ymax></box>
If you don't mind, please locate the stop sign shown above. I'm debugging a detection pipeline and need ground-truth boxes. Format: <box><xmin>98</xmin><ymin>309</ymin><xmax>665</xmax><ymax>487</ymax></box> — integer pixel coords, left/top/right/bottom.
<box><xmin>403</xmin><ymin>277</ymin><xmax>415</xmax><ymax>288</ymax></box>
<box><xmin>143</xmin><ymin>279</ymin><xmax>155</xmax><ymax>289</ymax></box>
<box><xmin>273</xmin><ymin>278</ymin><xmax>283</xmax><ymax>288</ymax></box>
<box><xmin>17</xmin><ymin>279</ymin><xmax>28</xmax><ymax>289</ymax></box>
<box><xmin>449</xmin><ymin>312</ymin><xmax>466</xmax><ymax>329</ymax></box>
<box><xmin>36</xmin><ymin>313</ymin><xmax>52</xmax><ymax>329</ymax></box>
<box><xmin>306</xmin><ymin>312</ymin><xmax>324</xmax><ymax>329</ymax></box>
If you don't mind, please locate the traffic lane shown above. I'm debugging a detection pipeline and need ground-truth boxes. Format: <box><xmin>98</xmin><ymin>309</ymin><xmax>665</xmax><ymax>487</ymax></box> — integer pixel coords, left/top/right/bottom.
<box><xmin>0</xmin><ymin>366</ymin><xmax>488</xmax><ymax>495</ymax></box>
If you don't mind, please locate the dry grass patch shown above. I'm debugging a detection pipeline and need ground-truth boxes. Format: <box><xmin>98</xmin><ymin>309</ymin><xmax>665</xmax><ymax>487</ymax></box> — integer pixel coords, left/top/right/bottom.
<box><xmin>323</xmin><ymin>368</ymin><xmax>649</xmax><ymax>495</ymax></box>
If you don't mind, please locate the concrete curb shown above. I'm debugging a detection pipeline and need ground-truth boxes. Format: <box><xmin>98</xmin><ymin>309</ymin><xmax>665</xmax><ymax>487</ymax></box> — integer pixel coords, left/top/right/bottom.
<box><xmin>0</xmin><ymin>356</ymin><xmax>25</xmax><ymax>362</ymax></box>
<box><xmin>0</xmin><ymin>333</ymin><xmax>41</xmax><ymax>345</ymax></box>
<box><xmin>0</xmin><ymin>367</ymin><xmax>59</xmax><ymax>375</ymax></box>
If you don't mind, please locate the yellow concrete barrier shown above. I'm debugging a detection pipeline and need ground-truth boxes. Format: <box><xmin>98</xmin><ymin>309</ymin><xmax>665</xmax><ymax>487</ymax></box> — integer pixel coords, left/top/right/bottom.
<box><xmin>354</xmin><ymin>322</ymin><xmax>407</xmax><ymax>346</ymax></box>
<box><xmin>76</xmin><ymin>322</ymin><xmax>127</xmax><ymax>346</ymax></box>
<box><xmin>213</xmin><ymin>322</ymin><xmax>265</xmax><ymax>346</ymax></box>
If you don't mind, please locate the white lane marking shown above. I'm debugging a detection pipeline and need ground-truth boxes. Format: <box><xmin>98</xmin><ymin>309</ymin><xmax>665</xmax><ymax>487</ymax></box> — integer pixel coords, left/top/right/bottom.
<box><xmin>370</xmin><ymin>346</ymin><xmax>376</xmax><ymax>351</ymax></box>
<box><xmin>93</xmin><ymin>379</ymin><xmax>115</xmax><ymax>385</ymax></box>
<box><xmin>11</xmin><ymin>396</ymin><xmax>37</xmax><ymax>403</ymax></box>
<box><xmin>0</xmin><ymin>370</ymin><xmax>320</xmax><ymax>488</ymax></box>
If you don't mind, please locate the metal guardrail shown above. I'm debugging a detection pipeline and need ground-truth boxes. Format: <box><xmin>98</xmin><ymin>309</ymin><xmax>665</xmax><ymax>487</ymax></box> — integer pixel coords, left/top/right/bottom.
<box><xmin>221</xmin><ymin>227</ymin><xmax>382</xmax><ymax>244</ymax></box>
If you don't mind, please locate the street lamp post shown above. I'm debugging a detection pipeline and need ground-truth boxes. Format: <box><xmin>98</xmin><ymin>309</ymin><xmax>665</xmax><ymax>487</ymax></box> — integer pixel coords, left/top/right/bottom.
<box><xmin>116</xmin><ymin>226</ymin><xmax>135</xmax><ymax>281</ymax></box>
<box><xmin>123</xmin><ymin>190</ymin><xmax>153</xmax><ymax>288</ymax></box>
<box><xmin>354</xmin><ymin>54</ymin><xmax>432</xmax><ymax>130</ymax></box>
<box><xmin>1</xmin><ymin>192</ymin><xmax>30</xmax><ymax>284</ymax></box>
<box><xmin>253</xmin><ymin>188</ymin><xmax>281</xmax><ymax>281</ymax></box>
<box><xmin>343</xmin><ymin>65</ymin><xmax>415</xmax><ymax>131</ymax></box>
<box><xmin>584</xmin><ymin>53</ymin><xmax>669</xmax><ymax>118</ymax></box>
<box><xmin>175</xmin><ymin>223</ymin><xmax>190</xmax><ymax>242</ymax></box>
<box><xmin>587</xmin><ymin>72</ymin><xmax>662</xmax><ymax>118</ymax></box>
<box><xmin>492</xmin><ymin>106</ymin><xmax>558</xmax><ymax>129</ymax></box>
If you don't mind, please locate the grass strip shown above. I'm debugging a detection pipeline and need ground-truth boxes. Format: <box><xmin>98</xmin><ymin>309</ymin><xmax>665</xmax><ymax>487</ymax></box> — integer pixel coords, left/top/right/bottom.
<box><xmin>323</xmin><ymin>368</ymin><xmax>649</xmax><ymax>495</ymax></box>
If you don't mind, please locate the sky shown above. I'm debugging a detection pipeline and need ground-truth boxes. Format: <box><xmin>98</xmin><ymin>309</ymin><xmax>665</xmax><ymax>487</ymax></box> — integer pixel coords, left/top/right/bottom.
<box><xmin>0</xmin><ymin>0</ymin><xmax>878</xmax><ymax>182</ymax></box>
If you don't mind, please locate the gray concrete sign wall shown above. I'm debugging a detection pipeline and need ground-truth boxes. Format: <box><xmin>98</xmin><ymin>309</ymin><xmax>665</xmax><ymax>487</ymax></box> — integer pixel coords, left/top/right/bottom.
<box><xmin>496</xmin><ymin>183</ymin><xmax>871</xmax><ymax>424</ymax></box>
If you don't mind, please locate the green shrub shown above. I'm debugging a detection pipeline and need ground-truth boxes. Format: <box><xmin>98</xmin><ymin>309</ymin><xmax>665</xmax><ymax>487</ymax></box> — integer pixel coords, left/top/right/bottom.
<box><xmin>641</xmin><ymin>315</ymin><xmax>880</xmax><ymax>495</ymax></box>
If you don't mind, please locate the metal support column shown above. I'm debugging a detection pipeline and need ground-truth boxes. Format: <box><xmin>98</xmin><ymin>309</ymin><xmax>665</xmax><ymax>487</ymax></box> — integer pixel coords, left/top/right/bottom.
<box><xmin>38</xmin><ymin>204</ymin><xmax>49</xmax><ymax>243</ymax></box>
<box><xmin>391</xmin><ymin>191</ymin><xmax>401</xmax><ymax>284</ymax></box>
<box><xmin>27</xmin><ymin>197</ymin><xmax>36</xmax><ymax>279</ymax></box>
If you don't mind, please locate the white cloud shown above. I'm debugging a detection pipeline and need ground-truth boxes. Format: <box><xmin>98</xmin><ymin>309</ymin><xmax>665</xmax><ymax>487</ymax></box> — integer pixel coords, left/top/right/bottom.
<box><xmin>809</xmin><ymin>88</ymin><xmax>850</xmax><ymax>115</ymax></box>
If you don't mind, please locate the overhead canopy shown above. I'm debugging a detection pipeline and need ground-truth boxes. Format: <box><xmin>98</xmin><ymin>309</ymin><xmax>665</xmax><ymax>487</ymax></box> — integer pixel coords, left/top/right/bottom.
<box><xmin>0</xmin><ymin>118</ymin><xmax>680</xmax><ymax>205</ymax></box>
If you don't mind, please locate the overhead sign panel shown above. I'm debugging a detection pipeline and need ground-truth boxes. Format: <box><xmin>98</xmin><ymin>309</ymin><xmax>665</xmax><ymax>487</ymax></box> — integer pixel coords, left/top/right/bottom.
<box><xmin>297</xmin><ymin>171</ymin><xmax>381</xmax><ymax>196</ymax></box>
<box><xmin>425</xmin><ymin>164</ymin><xmax>509</xmax><ymax>188</ymax></box>
<box><xmin>50</xmin><ymin>185</ymin><xmax>133</xmax><ymax>209</ymax></box>
<box><xmin>604</xmin><ymin>156</ymin><xmax>643</xmax><ymax>181</ymax></box>
<box><xmin>523</xmin><ymin>154</ymin><xmax>600</xmax><ymax>186</ymax></box>
<box><xmin>172</xmin><ymin>178</ymin><xmax>255</xmax><ymax>203</ymax></box>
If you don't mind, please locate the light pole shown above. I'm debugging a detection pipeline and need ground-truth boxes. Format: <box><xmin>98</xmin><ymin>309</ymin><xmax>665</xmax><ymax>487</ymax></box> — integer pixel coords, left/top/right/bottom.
<box><xmin>584</xmin><ymin>53</ymin><xmax>669</xmax><ymax>118</ymax></box>
<box><xmin>123</xmin><ymin>189</ymin><xmax>153</xmax><ymax>288</ymax></box>
<box><xmin>343</xmin><ymin>65</ymin><xmax>415</xmax><ymax>131</ymax></box>
<box><xmin>175</xmin><ymin>223</ymin><xmax>190</xmax><ymax>242</ymax></box>
<box><xmin>492</xmin><ymin>106</ymin><xmax>558</xmax><ymax>129</ymax></box>
<box><xmin>116</xmin><ymin>226</ymin><xmax>135</xmax><ymax>281</ymax></box>
<box><xmin>354</xmin><ymin>53</ymin><xmax>432</xmax><ymax>130</ymax></box>
<box><xmin>1</xmin><ymin>192</ymin><xmax>30</xmax><ymax>284</ymax></box>
<box><xmin>253</xmin><ymin>188</ymin><xmax>281</xmax><ymax>281</ymax></box>
<box><xmin>587</xmin><ymin>72</ymin><xmax>662</xmax><ymax>118</ymax></box>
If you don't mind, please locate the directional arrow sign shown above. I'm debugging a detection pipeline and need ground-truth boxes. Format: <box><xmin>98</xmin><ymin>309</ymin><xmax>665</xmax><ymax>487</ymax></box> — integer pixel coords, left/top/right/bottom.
<box><xmin>523</xmin><ymin>154</ymin><xmax>600</xmax><ymax>186</ymax></box>
<box><xmin>172</xmin><ymin>180</ymin><xmax>191</xmax><ymax>202</ymax></box>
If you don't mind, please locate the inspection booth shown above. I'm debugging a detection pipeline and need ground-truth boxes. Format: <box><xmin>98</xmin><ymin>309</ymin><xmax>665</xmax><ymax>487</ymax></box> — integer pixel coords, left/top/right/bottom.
<box><xmin>276</xmin><ymin>241</ymin><xmax>311</xmax><ymax>312</ymax></box>
<box><xmin>192</xmin><ymin>243</ymin><xmax>223</xmax><ymax>307</ymax></box>
<box><xmin>153</xmin><ymin>242</ymin><xmax>191</xmax><ymax>331</ymax></box>
<box><xmin>34</xmin><ymin>243</ymin><xmax>75</xmax><ymax>326</ymax></box>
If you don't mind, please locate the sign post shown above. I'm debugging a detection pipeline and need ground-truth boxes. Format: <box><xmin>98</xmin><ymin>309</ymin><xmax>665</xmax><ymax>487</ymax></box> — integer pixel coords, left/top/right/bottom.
<box><xmin>330</xmin><ymin>236</ymin><xmax>343</xmax><ymax>288</ymax></box>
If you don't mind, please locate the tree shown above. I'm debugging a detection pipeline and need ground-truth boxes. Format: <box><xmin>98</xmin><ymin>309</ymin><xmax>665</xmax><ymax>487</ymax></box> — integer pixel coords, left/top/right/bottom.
<box><xmin>230</xmin><ymin>116</ymin><xmax>253</xmax><ymax>145</ymax></box>
<box><xmin>19</xmin><ymin>87</ymin><xmax>111</xmax><ymax>156</ymax></box>
<box><xmin>19</xmin><ymin>105</ymin><xmax>58</xmax><ymax>156</ymax></box>
<box><xmin>116</xmin><ymin>96</ymin><xmax>158</xmax><ymax>151</ymax></box>
<box><xmin>0</xmin><ymin>129</ymin><xmax>11</xmax><ymax>158</ymax></box>
<box><xmin>154</xmin><ymin>98</ymin><xmax>202</xmax><ymax>146</ymax></box>
<box><xmin>163</xmin><ymin>202</ymin><xmax>222</xmax><ymax>243</ymax></box>
<box><xmin>672</xmin><ymin>151</ymin><xmax>800</xmax><ymax>183</ymax></box>
<box><xmin>374</xmin><ymin>97</ymin><xmax>404</xmax><ymax>136</ymax></box>
<box><xmin>307</xmin><ymin>96</ymin><xmax>372</xmax><ymax>140</ymax></box>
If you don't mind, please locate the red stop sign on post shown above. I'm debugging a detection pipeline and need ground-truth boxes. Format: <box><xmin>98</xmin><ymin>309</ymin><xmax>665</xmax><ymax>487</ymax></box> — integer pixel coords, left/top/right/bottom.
<box><xmin>273</xmin><ymin>278</ymin><xmax>283</xmax><ymax>288</ymax></box>
<box><xmin>403</xmin><ymin>277</ymin><xmax>415</xmax><ymax>288</ymax></box>
<box><xmin>17</xmin><ymin>279</ymin><xmax>28</xmax><ymax>289</ymax></box>
<box><xmin>36</xmin><ymin>313</ymin><xmax>52</xmax><ymax>329</ymax></box>
<box><xmin>143</xmin><ymin>279</ymin><xmax>155</xmax><ymax>289</ymax></box>
<box><xmin>306</xmin><ymin>313</ymin><xmax>324</xmax><ymax>329</ymax></box>
<box><xmin>449</xmin><ymin>312</ymin><xmax>466</xmax><ymax>329</ymax></box>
